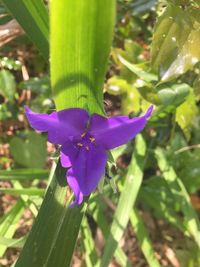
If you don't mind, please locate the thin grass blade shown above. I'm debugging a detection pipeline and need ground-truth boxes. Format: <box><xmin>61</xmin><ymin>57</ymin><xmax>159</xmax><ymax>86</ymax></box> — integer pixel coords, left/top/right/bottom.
<box><xmin>100</xmin><ymin>134</ymin><xmax>146</xmax><ymax>267</ymax></box>
<box><xmin>81</xmin><ymin>217</ymin><xmax>99</xmax><ymax>267</ymax></box>
<box><xmin>0</xmin><ymin>169</ymin><xmax>49</xmax><ymax>180</ymax></box>
<box><xmin>0</xmin><ymin>201</ymin><xmax>24</xmax><ymax>256</ymax></box>
<box><xmin>130</xmin><ymin>208</ymin><xmax>161</xmax><ymax>267</ymax></box>
<box><xmin>0</xmin><ymin>188</ymin><xmax>45</xmax><ymax>196</ymax></box>
<box><xmin>92</xmin><ymin>202</ymin><xmax>132</xmax><ymax>267</ymax></box>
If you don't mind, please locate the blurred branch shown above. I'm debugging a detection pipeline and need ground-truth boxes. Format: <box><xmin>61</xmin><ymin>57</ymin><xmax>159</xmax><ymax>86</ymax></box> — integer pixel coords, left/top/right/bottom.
<box><xmin>175</xmin><ymin>144</ymin><xmax>200</xmax><ymax>154</ymax></box>
<box><xmin>0</xmin><ymin>19</ymin><xmax>24</xmax><ymax>47</ymax></box>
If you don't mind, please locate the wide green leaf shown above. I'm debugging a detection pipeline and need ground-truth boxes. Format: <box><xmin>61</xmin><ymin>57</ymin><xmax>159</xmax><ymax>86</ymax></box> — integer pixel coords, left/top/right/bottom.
<box><xmin>51</xmin><ymin>0</ymin><xmax>116</xmax><ymax>113</ymax></box>
<box><xmin>14</xmin><ymin>163</ymin><xmax>88</xmax><ymax>267</ymax></box>
<box><xmin>15</xmin><ymin>1</ymin><xmax>116</xmax><ymax>266</ymax></box>
<box><xmin>2</xmin><ymin>0</ymin><xmax>49</xmax><ymax>59</ymax></box>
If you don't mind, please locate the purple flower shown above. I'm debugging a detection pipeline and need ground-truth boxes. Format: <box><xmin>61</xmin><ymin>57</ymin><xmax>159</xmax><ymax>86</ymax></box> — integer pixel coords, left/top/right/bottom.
<box><xmin>25</xmin><ymin>105</ymin><xmax>153</xmax><ymax>207</ymax></box>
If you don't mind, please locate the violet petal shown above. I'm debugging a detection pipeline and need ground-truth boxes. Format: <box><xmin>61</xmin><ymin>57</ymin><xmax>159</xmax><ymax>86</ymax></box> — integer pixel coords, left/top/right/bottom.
<box><xmin>60</xmin><ymin>141</ymin><xmax>79</xmax><ymax>168</ymax></box>
<box><xmin>90</xmin><ymin>105</ymin><xmax>153</xmax><ymax>150</ymax></box>
<box><xmin>68</xmin><ymin>144</ymin><xmax>107</xmax><ymax>196</ymax></box>
<box><xmin>67</xmin><ymin>168</ymin><xmax>84</xmax><ymax>207</ymax></box>
<box><xmin>25</xmin><ymin>107</ymin><xmax>89</xmax><ymax>145</ymax></box>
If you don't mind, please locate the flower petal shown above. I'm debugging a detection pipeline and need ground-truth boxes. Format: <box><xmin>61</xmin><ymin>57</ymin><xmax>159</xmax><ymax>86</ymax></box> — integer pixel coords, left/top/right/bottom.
<box><xmin>67</xmin><ymin>168</ymin><xmax>83</xmax><ymax>207</ymax></box>
<box><xmin>90</xmin><ymin>105</ymin><xmax>153</xmax><ymax>149</ymax></box>
<box><xmin>25</xmin><ymin>107</ymin><xmax>89</xmax><ymax>145</ymax></box>
<box><xmin>68</xmin><ymin>144</ymin><xmax>107</xmax><ymax>196</ymax></box>
<box><xmin>60</xmin><ymin>141</ymin><xmax>79</xmax><ymax>168</ymax></box>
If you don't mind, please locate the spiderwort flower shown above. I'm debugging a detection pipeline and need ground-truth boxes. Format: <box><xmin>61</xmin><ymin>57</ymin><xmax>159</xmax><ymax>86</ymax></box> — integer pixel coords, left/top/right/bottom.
<box><xmin>25</xmin><ymin>105</ymin><xmax>153</xmax><ymax>207</ymax></box>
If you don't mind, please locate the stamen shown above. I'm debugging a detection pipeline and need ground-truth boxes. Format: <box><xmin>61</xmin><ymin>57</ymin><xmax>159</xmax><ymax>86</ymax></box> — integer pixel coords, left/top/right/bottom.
<box><xmin>89</xmin><ymin>137</ymin><xmax>95</xmax><ymax>142</ymax></box>
<box><xmin>81</xmin><ymin>132</ymin><xmax>86</xmax><ymax>137</ymax></box>
<box><xmin>77</xmin><ymin>142</ymin><xmax>83</xmax><ymax>147</ymax></box>
<box><xmin>85</xmin><ymin>146</ymin><xmax>89</xmax><ymax>150</ymax></box>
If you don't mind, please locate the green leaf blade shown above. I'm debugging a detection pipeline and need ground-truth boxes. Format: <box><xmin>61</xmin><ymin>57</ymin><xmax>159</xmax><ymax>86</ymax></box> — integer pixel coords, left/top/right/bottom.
<box><xmin>15</xmin><ymin>1</ymin><xmax>116</xmax><ymax>266</ymax></box>
<box><xmin>51</xmin><ymin>0</ymin><xmax>116</xmax><ymax>113</ymax></box>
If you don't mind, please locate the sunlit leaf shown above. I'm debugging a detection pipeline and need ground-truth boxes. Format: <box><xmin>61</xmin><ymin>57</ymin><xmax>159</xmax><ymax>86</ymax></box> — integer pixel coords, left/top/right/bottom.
<box><xmin>152</xmin><ymin>4</ymin><xmax>200</xmax><ymax>82</ymax></box>
<box><xmin>0</xmin><ymin>69</ymin><xmax>16</xmax><ymax>101</ymax></box>
<box><xmin>176</xmin><ymin>90</ymin><xmax>198</xmax><ymax>140</ymax></box>
<box><xmin>106</xmin><ymin>76</ymin><xmax>130</xmax><ymax>95</ymax></box>
<box><xmin>119</xmin><ymin>55</ymin><xmax>157</xmax><ymax>82</ymax></box>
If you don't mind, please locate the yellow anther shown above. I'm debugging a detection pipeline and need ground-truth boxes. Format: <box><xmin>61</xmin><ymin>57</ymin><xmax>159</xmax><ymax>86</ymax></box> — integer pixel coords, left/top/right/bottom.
<box><xmin>89</xmin><ymin>137</ymin><xmax>95</xmax><ymax>142</ymax></box>
<box><xmin>81</xmin><ymin>132</ymin><xmax>86</xmax><ymax>137</ymax></box>
<box><xmin>85</xmin><ymin>146</ymin><xmax>89</xmax><ymax>151</ymax></box>
<box><xmin>77</xmin><ymin>142</ymin><xmax>83</xmax><ymax>147</ymax></box>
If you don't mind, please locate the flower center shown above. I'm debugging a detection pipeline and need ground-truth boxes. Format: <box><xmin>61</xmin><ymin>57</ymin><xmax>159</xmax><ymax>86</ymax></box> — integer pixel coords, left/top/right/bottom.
<box><xmin>76</xmin><ymin>132</ymin><xmax>95</xmax><ymax>150</ymax></box>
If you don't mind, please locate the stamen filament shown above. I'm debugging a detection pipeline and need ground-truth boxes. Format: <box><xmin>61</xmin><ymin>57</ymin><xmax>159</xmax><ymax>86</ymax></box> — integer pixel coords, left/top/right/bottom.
<box><xmin>81</xmin><ymin>132</ymin><xmax>86</xmax><ymax>137</ymax></box>
<box><xmin>77</xmin><ymin>142</ymin><xmax>83</xmax><ymax>147</ymax></box>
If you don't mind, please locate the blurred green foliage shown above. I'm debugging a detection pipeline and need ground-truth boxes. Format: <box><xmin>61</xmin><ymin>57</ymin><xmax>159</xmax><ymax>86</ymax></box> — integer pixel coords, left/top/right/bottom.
<box><xmin>1</xmin><ymin>0</ymin><xmax>200</xmax><ymax>266</ymax></box>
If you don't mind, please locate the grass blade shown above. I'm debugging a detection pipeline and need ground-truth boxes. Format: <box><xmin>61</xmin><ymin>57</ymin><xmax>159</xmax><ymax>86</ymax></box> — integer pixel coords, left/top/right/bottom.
<box><xmin>0</xmin><ymin>201</ymin><xmax>24</xmax><ymax>256</ymax></box>
<box><xmin>0</xmin><ymin>169</ymin><xmax>49</xmax><ymax>180</ymax></box>
<box><xmin>0</xmin><ymin>188</ymin><xmax>45</xmax><ymax>196</ymax></box>
<box><xmin>100</xmin><ymin>135</ymin><xmax>146</xmax><ymax>267</ymax></box>
<box><xmin>92</xmin><ymin>202</ymin><xmax>132</xmax><ymax>267</ymax></box>
<box><xmin>81</xmin><ymin>217</ymin><xmax>99</xmax><ymax>267</ymax></box>
<box><xmin>130</xmin><ymin>208</ymin><xmax>161</xmax><ymax>267</ymax></box>
<box><xmin>0</xmin><ymin>236</ymin><xmax>26</xmax><ymax>249</ymax></box>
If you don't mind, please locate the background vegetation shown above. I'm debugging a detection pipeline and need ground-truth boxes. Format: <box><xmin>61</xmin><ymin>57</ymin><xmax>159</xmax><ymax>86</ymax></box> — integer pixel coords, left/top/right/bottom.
<box><xmin>1</xmin><ymin>0</ymin><xmax>200</xmax><ymax>266</ymax></box>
